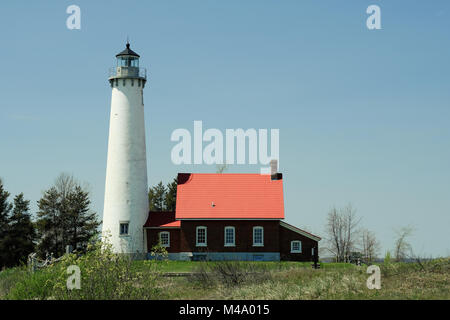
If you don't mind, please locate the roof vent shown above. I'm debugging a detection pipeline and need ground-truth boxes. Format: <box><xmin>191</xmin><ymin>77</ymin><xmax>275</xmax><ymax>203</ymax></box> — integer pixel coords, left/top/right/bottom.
<box><xmin>211</xmin><ymin>202</ymin><xmax>216</xmax><ymax>208</ymax></box>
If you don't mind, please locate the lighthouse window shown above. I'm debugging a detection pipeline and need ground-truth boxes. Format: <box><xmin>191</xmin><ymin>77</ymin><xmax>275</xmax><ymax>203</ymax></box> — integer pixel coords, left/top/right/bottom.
<box><xmin>119</xmin><ymin>222</ymin><xmax>129</xmax><ymax>235</ymax></box>
<box><xmin>117</xmin><ymin>57</ymin><xmax>139</xmax><ymax>68</ymax></box>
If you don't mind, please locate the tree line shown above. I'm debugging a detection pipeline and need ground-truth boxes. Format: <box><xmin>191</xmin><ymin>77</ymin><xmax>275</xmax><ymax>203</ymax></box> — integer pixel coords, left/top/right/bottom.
<box><xmin>0</xmin><ymin>174</ymin><xmax>99</xmax><ymax>269</ymax></box>
<box><xmin>1</xmin><ymin>171</ymin><xmax>416</xmax><ymax>268</ymax></box>
<box><xmin>148</xmin><ymin>178</ymin><xmax>177</xmax><ymax>212</ymax></box>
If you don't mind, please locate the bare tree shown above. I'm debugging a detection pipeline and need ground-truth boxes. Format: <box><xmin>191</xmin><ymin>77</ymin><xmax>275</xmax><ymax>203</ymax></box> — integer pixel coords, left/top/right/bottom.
<box><xmin>325</xmin><ymin>204</ymin><xmax>361</xmax><ymax>262</ymax></box>
<box><xmin>360</xmin><ymin>228</ymin><xmax>380</xmax><ymax>263</ymax></box>
<box><xmin>54</xmin><ymin>173</ymin><xmax>77</xmax><ymax>200</ymax></box>
<box><xmin>54</xmin><ymin>173</ymin><xmax>78</xmax><ymax>247</ymax></box>
<box><xmin>393</xmin><ymin>226</ymin><xmax>414</xmax><ymax>262</ymax></box>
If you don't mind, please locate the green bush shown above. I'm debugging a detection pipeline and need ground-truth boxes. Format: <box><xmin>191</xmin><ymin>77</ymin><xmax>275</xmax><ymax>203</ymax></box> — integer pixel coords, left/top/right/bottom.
<box><xmin>6</xmin><ymin>240</ymin><xmax>164</xmax><ymax>300</ymax></box>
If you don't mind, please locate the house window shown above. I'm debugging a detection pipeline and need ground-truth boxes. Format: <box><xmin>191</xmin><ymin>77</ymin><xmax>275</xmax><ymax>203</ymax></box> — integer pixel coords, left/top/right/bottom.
<box><xmin>119</xmin><ymin>222</ymin><xmax>129</xmax><ymax>236</ymax></box>
<box><xmin>159</xmin><ymin>231</ymin><xmax>170</xmax><ymax>247</ymax></box>
<box><xmin>224</xmin><ymin>226</ymin><xmax>235</xmax><ymax>247</ymax></box>
<box><xmin>196</xmin><ymin>226</ymin><xmax>207</xmax><ymax>247</ymax></box>
<box><xmin>253</xmin><ymin>226</ymin><xmax>264</xmax><ymax>247</ymax></box>
<box><xmin>291</xmin><ymin>240</ymin><xmax>302</xmax><ymax>253</ymax></box>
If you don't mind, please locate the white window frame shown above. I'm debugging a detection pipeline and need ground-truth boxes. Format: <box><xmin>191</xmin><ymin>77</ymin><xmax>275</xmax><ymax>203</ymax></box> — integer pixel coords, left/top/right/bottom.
<box><xmin>253</xmin><ymin>226</ymin><xmax>264</xmax><ymax>247</ymax></box>
<box><xmin>119</xmin><ymin>221</ymin><xmax>129</xmax><ymax>236</ymax></box>
<box><xmin>159</xmin><ymin>231</ymin><xmax>170</xmax><ymax>247</ymax></box>
<box><xmin>224</xmin><ymin>226</ymin><xmax>236</xmax><ymax>247</ymax></box>
<box><xmin>291</xmin><ymin>240</ymin><xmax>302</xmax><ymax>253</ymax></box>
<box><xmin>196</xmin><ymin>226</ymin><xmax>207</xmax><ymax>247</ymax></box>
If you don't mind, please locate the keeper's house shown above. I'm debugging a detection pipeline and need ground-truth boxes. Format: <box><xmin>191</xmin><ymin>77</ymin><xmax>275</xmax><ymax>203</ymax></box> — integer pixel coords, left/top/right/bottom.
<box><xmin>145</xmin><ymin>170</ymin><xmax>321</xmax><ymax>261</ymax></box>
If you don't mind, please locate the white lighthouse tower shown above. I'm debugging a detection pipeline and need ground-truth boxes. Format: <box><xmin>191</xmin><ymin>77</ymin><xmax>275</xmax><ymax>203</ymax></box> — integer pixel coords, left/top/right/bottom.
<box><xmin>102</xmin><ymin>42</ymin><xmax>149</xmax><ymax>255</ymax></box>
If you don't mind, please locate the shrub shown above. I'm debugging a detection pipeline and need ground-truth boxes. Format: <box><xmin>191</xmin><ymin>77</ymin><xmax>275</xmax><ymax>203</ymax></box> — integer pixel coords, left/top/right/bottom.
<box><xmin>150</xmin><ymin>242</ymin><xmax>169</xmax><ymax>261</ymax></box>
<box><xmin>6</xmin><ymin>239</ymin><xmax>164</xmax><ymax>300</ymax></box>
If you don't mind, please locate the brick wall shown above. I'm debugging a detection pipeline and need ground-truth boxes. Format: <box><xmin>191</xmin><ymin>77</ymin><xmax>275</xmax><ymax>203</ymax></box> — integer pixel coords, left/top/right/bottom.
<box><xmin>146</xmin><ymin>228</ymin><xmax>180</xmax><ymax>253</ymax></box>
<box><xmin>179</xmin><ymin>220</ymin><xmax>280</xmax><ymax>253</ymax></box>
<box><xmin>146</xmin><ymin>221</ymin><xmax>320</xmax><ymax>262</ymax></box>
<box><xmin>279</xmin><ymin>225</ymin><xmax>318</xmax><ymax>262</ymax></box>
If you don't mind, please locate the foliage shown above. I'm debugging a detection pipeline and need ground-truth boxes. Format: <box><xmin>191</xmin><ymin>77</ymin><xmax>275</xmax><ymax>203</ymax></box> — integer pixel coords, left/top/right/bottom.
<box><xmin>149</xmin><ymin>182</ymin><xmax>166</xmax><ymax>212</ymax></box>
<box><xmin>1</xmin><ymin>194</ymin><xmax>36</xmax><ymax>268</ymax></box>
<box><xmin>36</xmin><ymin>174</ymin><xmax>100</xmax><ymax>258</ymax></box>
<box><xmin>384</xmin><ymin>251</ymin><xmax>392</xmax><ymax>264</ymax></box>
<box><xmin>148</xmin><ymin>178</ymin><xmax>177</xmax><ymax>212</ymax></box>
<box><xmin>5</xmin><ymin>239</ymin><xmax>164</xmax><ymax>300</ymax></box>
<box><xmin>0</xmin><ymin>182</ymin><xmax>13</xmax><ymax>268</ymax></box>
<box><xmin>1</xmin><ymin>258</ymin><xmax>449</xmax><ymax>300</ymax></box>
<box><xmin>164</xmin><ymin>178</ymin><xmax>177</xmax><ymax>212</ymax></box>
<box><xmin>0</xmin><ymin>266</ymin><xmax>28</xmax><ymax>298</ymax></box>
<box><xmin>65</xmin><ymin>186</ymin><xmax>100</xmax><ymax>251</ymax></box>
<box><xmin>0</xmin><ymin>182</ymin><xmax>36</xmax><ymax>269</ymax></box>
<box><xmin>150</xmin><ymin>241</ymin><xmax>169</xmax><ymax>260</ymax></box>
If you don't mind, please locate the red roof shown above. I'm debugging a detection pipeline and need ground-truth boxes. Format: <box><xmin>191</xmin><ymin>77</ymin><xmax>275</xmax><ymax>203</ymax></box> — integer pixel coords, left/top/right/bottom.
<box><xmin>144</xmin><ymin>212</ymin><xmax>180</xmax><ymax>228</ymax></box>
<box><xmin>175</xmin><ymin>173</ymin><xmax>284</xmax><ymax>219</ymax></box>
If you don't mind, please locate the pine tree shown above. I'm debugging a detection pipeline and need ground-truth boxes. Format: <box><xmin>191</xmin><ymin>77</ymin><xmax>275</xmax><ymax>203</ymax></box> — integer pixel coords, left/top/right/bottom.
<box><xmin>36</xmin><ymin>187</ymin><xmax>62</xmax><ymax>257</ymax></box>
<box><xmin>65</xmin><ymin>186</ymin><xmax>100</xmax><ymax>251</ymax></box>
<box><xmin>149</xmin><ymin>182</ymin><xmax>166</xmax><ymax>211</ymax></box>
<box><xmin>36</xmin><ymin>179</ymin><xmax>100</xmax><ymax>257</ymax></box>
<box><xmin>164</xmin><ymin>178</ymin><xmax>178</xmax><ymax>212</ymax></box>
<box><xmin>0</xmin><ymin>181</ymin><xmax>13</xmax><ymax>268</ymax></box>
<box><xmin>2</xmin><ymin>193</ymin><xmax>36</xmax><ymax>267</ymax></box>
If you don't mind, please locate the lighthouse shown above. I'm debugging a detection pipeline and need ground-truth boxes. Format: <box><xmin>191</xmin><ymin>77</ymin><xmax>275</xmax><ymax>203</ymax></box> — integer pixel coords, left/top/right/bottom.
<box><xmin>102</xmin><ymin>42</ymin><xmax>149</xmax><ymax>255</ymax></box>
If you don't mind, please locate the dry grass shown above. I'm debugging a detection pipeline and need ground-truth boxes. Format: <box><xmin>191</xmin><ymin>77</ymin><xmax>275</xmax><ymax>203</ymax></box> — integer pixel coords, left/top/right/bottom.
<box><xmin>161</xmin><ymin>258</ymin><xmax>450</xmax><ymax>300</ymax></box>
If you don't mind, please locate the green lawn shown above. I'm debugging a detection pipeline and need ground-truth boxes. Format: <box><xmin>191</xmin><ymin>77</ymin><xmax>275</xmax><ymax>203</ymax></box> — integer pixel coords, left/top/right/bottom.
<box><xmin>131</xmin><ymin>260</ymin><xmax>319</xmax><ymax>273</ymax></box>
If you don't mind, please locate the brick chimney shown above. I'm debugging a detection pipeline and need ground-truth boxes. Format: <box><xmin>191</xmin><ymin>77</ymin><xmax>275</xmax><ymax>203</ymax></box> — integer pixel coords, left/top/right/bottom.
<box><xmin>270</xmin><ymin>159</ymin><xmax>282</xmax><ymax>180</ymax></box>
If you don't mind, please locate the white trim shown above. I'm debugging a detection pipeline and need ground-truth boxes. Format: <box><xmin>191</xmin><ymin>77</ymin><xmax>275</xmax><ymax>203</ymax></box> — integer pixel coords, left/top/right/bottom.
<box><xmin>224</xmin><ymin>226</ymin><xmax>236</xmax><ymax>247</ymax></box>
<box><xmin>280</xmin><ymin>221</ymin><xmax>321</xmax><ymax>242</ymax></box>
<box><xmin>252</xmin><ymin>226</ymin><xmax>264</xmax><ymax>247</ymax></box>
<box><xmin>159</xmin><ymin>231</ymin><xmax>170</xmax><ymax>248</ymax></box>
<box><xmin>196</xmin><ymin>226</ymin><xmax>207</xmax><ymax>247</ymax></box>
<box><xmin>291</xmin><ymin>240</ymin><xmax>302</xmax><ymax>253</ymax></box>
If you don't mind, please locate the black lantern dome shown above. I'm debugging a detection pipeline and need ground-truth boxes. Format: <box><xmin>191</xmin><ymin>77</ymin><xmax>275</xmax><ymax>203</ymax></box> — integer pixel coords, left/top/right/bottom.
<box><xmin>116</xmin><ymin>42</ymin><xmax>140</xmax><ymax>58</ymax></box>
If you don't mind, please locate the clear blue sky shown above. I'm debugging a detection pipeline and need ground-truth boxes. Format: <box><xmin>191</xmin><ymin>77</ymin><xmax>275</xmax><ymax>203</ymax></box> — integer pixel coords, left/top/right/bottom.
<box><xmin>0</xmin><ymin>1</ymin><xmax>449</xmax><ymax>257</ymax></box>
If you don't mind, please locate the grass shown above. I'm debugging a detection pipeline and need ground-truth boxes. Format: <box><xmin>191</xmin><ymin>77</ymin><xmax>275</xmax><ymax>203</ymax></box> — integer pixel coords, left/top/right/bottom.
<box><xmin>131</xmin><ymin>260</ymin><xmax>314</xmax><ymax>273</ymax></box>
<box><xmin>1</xmin><ymin>250</ymin><xmax>448</xmax><ymax>300</ymax></box>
